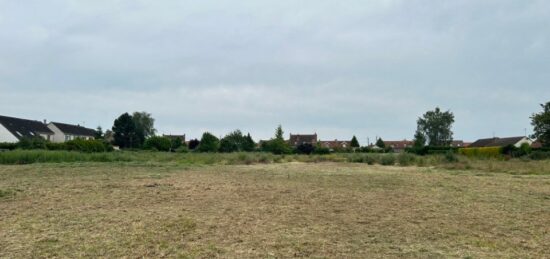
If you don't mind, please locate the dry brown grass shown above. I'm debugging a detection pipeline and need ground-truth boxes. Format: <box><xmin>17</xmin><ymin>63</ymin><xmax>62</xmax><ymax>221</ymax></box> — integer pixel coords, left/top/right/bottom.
<box><xmin>0</xmin><ymin>162</ymin><xmax>549</xmax><ymax>258</ymax></box>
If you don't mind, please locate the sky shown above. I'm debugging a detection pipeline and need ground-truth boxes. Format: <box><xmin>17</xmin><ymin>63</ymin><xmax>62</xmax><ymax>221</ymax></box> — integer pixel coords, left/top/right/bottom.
<box><xmin>0</xmin><ymin>0</ymin><xmax>549</xmax><ymax>144</ymax></box>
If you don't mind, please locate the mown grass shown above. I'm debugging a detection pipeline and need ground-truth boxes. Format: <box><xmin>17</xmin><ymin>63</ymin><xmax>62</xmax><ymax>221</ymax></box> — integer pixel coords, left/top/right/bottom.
<box><xmin>0</xmin><ymin>163</ymin><xmax>548</xmax><ymax>258</ymax></box>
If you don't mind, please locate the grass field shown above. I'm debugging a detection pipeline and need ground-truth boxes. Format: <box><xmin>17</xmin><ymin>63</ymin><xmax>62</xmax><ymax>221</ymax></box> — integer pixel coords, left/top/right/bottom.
<box><xmin>1</xmin><ymin>161</ymin><xmax>549</xmax><ymax>258</ymax></box>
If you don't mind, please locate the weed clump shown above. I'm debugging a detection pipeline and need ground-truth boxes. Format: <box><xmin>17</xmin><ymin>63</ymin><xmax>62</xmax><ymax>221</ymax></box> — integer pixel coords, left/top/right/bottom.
<box><xmin>380</xmin><ymin>155</ymin><xmax>396</xmax><ymax>166</ymax></box>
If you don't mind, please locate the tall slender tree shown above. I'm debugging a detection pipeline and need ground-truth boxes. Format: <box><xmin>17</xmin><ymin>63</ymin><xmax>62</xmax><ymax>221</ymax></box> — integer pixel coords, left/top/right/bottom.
<box><xmin>350</xmin><ymin>136</ymin><xmax>360</xmax><ymax>148</ymax></box>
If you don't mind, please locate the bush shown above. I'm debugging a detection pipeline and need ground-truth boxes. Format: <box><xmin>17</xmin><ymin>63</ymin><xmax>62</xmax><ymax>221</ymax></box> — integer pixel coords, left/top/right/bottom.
<box><xmin>397</xmin><ymin>153</ymin><xmax>416</xmax><ymax>166</ymax></box>
<box><xmin>444</xmin><ymin>150</ymin><xmax>459</xmax><ymax>163</ymax></box>
<box><xmin>313</xmin><ymin>146</ymin><xmax>330</xmax><ymax>155</ymax></box>
<box><xmin>0</xmin><ymin>143</ymin><xmax>17</xmax><ymax>151</ymax></box>
<box><xmin>364</xmin><ymin>154</ymin><xmax>378</xmax><ymax>165</ymax></box>
<box><xmin>66</xmin><ymin>139</ymin><xmax>109</xmax><ymax>153</ymax></box>
<box><xmin>197</xmin><ymin>132</ymin><xmax>219</xmax><ymax>152</ymax></box>
<box><xmin>295</xmin><ymin>143</ymin><xmax>315</xmax><ymax>154</ymax></box>
<box><xmin>0</xmin><ymin>150</ymin><xmax>132</xmax><ymax>164</ymax></box>
<box><xmin>261</xmin><ymin>139</ymin><xmax>291</xmax><ymax>155</ymax></box>
<box><xmin>18</xmin><ymin>137</ymin><xmax>47</xmax><ymax>150</ymax></box>
<box><xmin>528</xmin><ymin>151</ymin><xmax>550</xmax><ymax>160</ymax></box>
<box><xmin>380</xmin><ymin>155</ymin><xmax>396</xmax><ymax>166</ymax></box>
<box><xmin>175</xmin><ymin>146</ymin><xmax>189</xmax><ymax>153</ymax></box>
<box><xmin>458</xmin><ymin>147</ymin><xmax>502</xmax><ymax>158</ymax></box>
<box><xmin>45</xmin><ymin>142</ymin><xmax>68</xmax><ymax>150</ymax></box>
<box><xmin>188</xmin><ymin>139</ymin><xmax>200</xmax><ymax>150</ymax></box>
<box><xmin>407</xmin><ymin>146</ymin><xmax>458</xmax><ymax>156</ymax></box>
<box><xmin>143</xmin><ymin>136</ymin><xmax>172</xmax><ymax>152</ymax></box>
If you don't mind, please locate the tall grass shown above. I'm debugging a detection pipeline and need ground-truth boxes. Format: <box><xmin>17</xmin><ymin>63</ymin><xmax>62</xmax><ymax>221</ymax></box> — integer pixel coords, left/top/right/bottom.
<box><xmin>0</xmin><ymin>150</ymin><xmax>134</xmax><ymax>164</ymax></box>
<box><xmin>2</xmin><ymin>150</ymin><xmax>548</xmax><ymax>174</ymax></box>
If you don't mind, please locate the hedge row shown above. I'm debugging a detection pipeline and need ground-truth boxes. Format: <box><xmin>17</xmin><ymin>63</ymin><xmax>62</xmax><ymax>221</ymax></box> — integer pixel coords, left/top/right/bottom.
<box><xmin>458</xmin><ymin>147</ymin><xmax>502</xmax><ymax>158</ymax></box>
<box><xmin>1</xmin><ymin>137</ymin><xmax>113</xmax><ymax>153</ymax></box>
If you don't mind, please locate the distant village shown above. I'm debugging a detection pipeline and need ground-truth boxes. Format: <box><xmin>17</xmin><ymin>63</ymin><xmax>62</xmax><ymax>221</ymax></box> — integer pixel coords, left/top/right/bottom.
<box><xmin>0</xmin><ymin>114</ymin><xmax>539</xmax><ymax>152</ymax></box>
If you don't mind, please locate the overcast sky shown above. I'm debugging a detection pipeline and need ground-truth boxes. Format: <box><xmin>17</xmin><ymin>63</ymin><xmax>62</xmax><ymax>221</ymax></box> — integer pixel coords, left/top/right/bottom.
<box><xmin>1</xmin><ymin>0</ymin><xmax>549</xmax><ymax>143</ymax></box>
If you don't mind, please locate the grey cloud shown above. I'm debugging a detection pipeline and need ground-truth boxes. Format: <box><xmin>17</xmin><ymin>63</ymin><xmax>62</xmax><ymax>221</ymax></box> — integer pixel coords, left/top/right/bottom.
<box><xmin>1</xmin><ymin>0</ymin><xmax>549</xmax><ymax>141</ymax></box>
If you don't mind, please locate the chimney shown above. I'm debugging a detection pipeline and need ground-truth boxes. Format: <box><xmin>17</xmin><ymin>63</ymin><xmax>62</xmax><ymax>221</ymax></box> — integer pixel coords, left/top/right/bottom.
<box><xmin>43</xmin><ymin>119</ymin><xmax>47</xmax><ymax>125</ymax></box>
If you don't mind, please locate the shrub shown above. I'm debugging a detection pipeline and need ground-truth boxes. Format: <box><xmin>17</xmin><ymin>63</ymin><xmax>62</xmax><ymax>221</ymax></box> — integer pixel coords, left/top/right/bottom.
<box><xmin>66</xmin><ymin>139</ymin><xmax>108</xmax><ymax>153</ymax></box>
<box><xmin>347</xmin><ymin>154</ymin><xmax>364</xmax><ymax>163</ymax></box>
<box><xmin>0</xmin><ymin>143</ymin><xmax>17</xmax><ymax>151</ymax></box>
<box><xmin>529</xmin><ymin>151</ymin><xmax>550</xmax><ymax>160</ymax></box>
<box><xmin>45</xmin><ymin>142</ymin><xmax>68</xmax><ymax>150</ymax></box>
<box><xmin>261</xmin><ymin>139</ymin><xmax>291</xmax><ymax>155</ymax></box>
<box><xmin>444</xmin><ymin>150</ymin><xmax>459</xmax><ymax>163</ymax></box>
<box><xmin>18</xmin><ymin>137</ymin><xmax>47</xmax><ymax>150</ymax></box>
<box><xmin>458</xmin><ymin>147</ymin><xmax>502</xmax><ymax>158</ymax></box>
<box><xmin>397</xmin><ymin>153</ymin><xmax>416</xmax><ymax>166</ymax></box>
<box><xmin>313</xmin><ymin>146</ymin><xmax>330</xmax><ymax>155</ymax></box>
<box><xmin>295</xmin><ymin>143</ymin><xmax>315</xmax><ymax>154</ymax></box>
<box><xmin>188</xmin><ymin>139</ymin><xmax>200</xmax><ymax>150</ymax></box>
<box><xmin>175</xmin><ymin>146</ymin><xmax>189</xmax><ymax>153</ymax></box>
<box><xmin>143</xmin><ymin>136</ymin><xmax>172</xmax><ymax>152</ymax></box>
<box><xmin>501</xmin><ymin>144</ymin><xmax>531</xmax><ymax>158</ymax></box>
<box><xmin>380</xmin><ymin>155</ymin><xmax>396</xmax><ymax>166</ymax></box>
<box><xmin>197</xmin><ymin>132</ymin><xmax>219</xmax><ymax>152</ymax></box>
<box><xmin>363</xmin><ymin>154</ymin><xmax>378</xmax><ymax>165</ymax></box>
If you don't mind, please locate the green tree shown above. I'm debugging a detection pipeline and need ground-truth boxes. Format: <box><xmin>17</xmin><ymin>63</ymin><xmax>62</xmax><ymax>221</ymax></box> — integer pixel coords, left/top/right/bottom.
<box><xmin>413</xmin><ymin>129</ymin><xmax>426</xmax><ymax>148</ymax></box>
<box><xmin>112</xmin><ymin>113</ymin><xmax>139</xmax><ymax>148</ymax></box>
<box><xmin>94</xmin><ymin>126</ymin><xmax>104</xmax><ymax>140</ymax></box>
<box><xmin>262</xmin><ymin>125</ymin><xmax>291</xmax><ymax>154</ymax></box>
<box><xmin>219</xmin><ymin>130</ymin><xmax>246</xmax><ymax>153</ymax></box>
<box><xmin>350</xmin><ymin>136</ymin><xmax>360</xmax><ymax>148</ymax></box>
<box><xmin>197</xmin><ymin>132</ymin><xmax>219</xmax><ymax>152</ymax></box>
<box><xmin>531</xmin><ymin>101</ymin><xmax>550</xmax><ymax>147</ymax></box>
<box><xmin>275</xmin><ymin>124</ymin><xmax>284</xmax><ymax>140</ymax></box>
<box><xmin>242</xmin><ymin>133</ymin><xmax>256</xmax><ymax>152</ymax></box>
<box><xmin>188</xmin><ymin>139</ymin><xmax>200</xmax><ymax>150</ymax></box>
<box><xmin>132</xmin><ymin>111</ymin><xmax>156</xmax><ymax>145</ymax></box>
<box><xmin>415</xmin><ymin>107</ymin><xmax>455</xmax><ymax>146</ymax></box>
<box><xmin>375</xmin><ymin>138</ymin><xmax>385</xmax><ymax>148</ymax></box>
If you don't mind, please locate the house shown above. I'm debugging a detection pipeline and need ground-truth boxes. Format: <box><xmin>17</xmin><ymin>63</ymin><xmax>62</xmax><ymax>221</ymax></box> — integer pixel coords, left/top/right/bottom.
<box><xmin>0</xmin><ymin>115</ymin><xmax>54</xmax><ymax>143</ymax></box>
<box><xmin>319</xmin><ymin>140</ymin><xmax>352</xmax><ymax>150</ymax></box>
<box><xmin>163</xmin><ymin>134</ymin><xmax>186</xmax><ymax>145</ymax></box>
<box><xmin>47</xmin><ymin>122</ymin><xmax>96</xmax><ymax>142</ymax></box>
<box><xmin>288</xmin><ymin>133</ymin><xmax>318</xmax><ymax>147</ymax></box>
<box><xmin>450</xmin><ymin>140</ymin><xmax>470</xmax><ymax>148</ymax></box>
<box><xmin>469</xmin><ymin>136</ymin><xmax>532</xmax><ymax>148</ymax></box>
<box><xmin>383</xmin><ymin>140</ymin><xmax>414</xmax><ymax>152</ymax></box>
<box><xmin>531</xmin><ymin>140</ymin><xmax>543</xmax><ymax>149</ymax></box>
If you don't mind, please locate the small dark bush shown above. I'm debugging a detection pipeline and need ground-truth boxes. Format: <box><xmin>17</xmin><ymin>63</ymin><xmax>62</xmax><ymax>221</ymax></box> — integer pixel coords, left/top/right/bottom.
<box><xmin>529</xmin><ymin>151</ymin><xmax>550</xmax><ymax>160</ymax></box>
<box><xmin>175</xmin><ymin>145</ymin><xmax>189</xmax><ymax>153</ymax></box>
<box><xmin>188</xmin><ymin>139</ymin><xmax>200</xmax><ymax>150</ymax></box>
<box><xmin>313</xmin><ymin>146</ymin><xmax>330</xmax><ymax>155</ymax></box>
<box><xmin>380</xmin><ymin>155</ymin><xmax>396</xmax><ymax>166</ymax></box>
<box><xmin>444</xmin><ymin>150</ymin><xmax>459</xmax><ymax>163</ymax></box>
<box><xmin>0</xmin><ymin>143</ymin><xmax>17</xmax><ymax>151</ymax></box>
<box><xmin>143</xmin><ymin>136</ymin><xmax>172</xmax><ymax>152</ymax></box>
<box><xmin>363</xmin><ymin>154</ymin><xmax>378</xmax><ymax>165</ymax></box>
<box><xmin>397</xmin><ymin>153</ymin><xmax>416</xmax><ymax>166</ymax></box>
<box><xmin>295</xmin><ymin>143</ymin><xmax>315</xmax><ymax>155</ymax></box>
<box><xmin>18</xmin><ymin>137</ymin><xmax>47</xmax><ymax>150</ymax></box>
<box><xmin>66</xmin><ymin>139</ymin><xmax>108</xmax><ymax>153</ymax></box>
<box><xmin>45</xmin><ymin>142</ymin><xmax>68</xmax><ymax>150</ymax></box>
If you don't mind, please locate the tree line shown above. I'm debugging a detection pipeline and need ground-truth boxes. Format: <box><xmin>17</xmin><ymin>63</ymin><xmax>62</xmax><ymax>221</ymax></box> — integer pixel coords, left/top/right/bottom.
<box><xmin>101</xmin><ymin>101</ymin><xmax>550</xmax><ymax>153</ymax></box>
